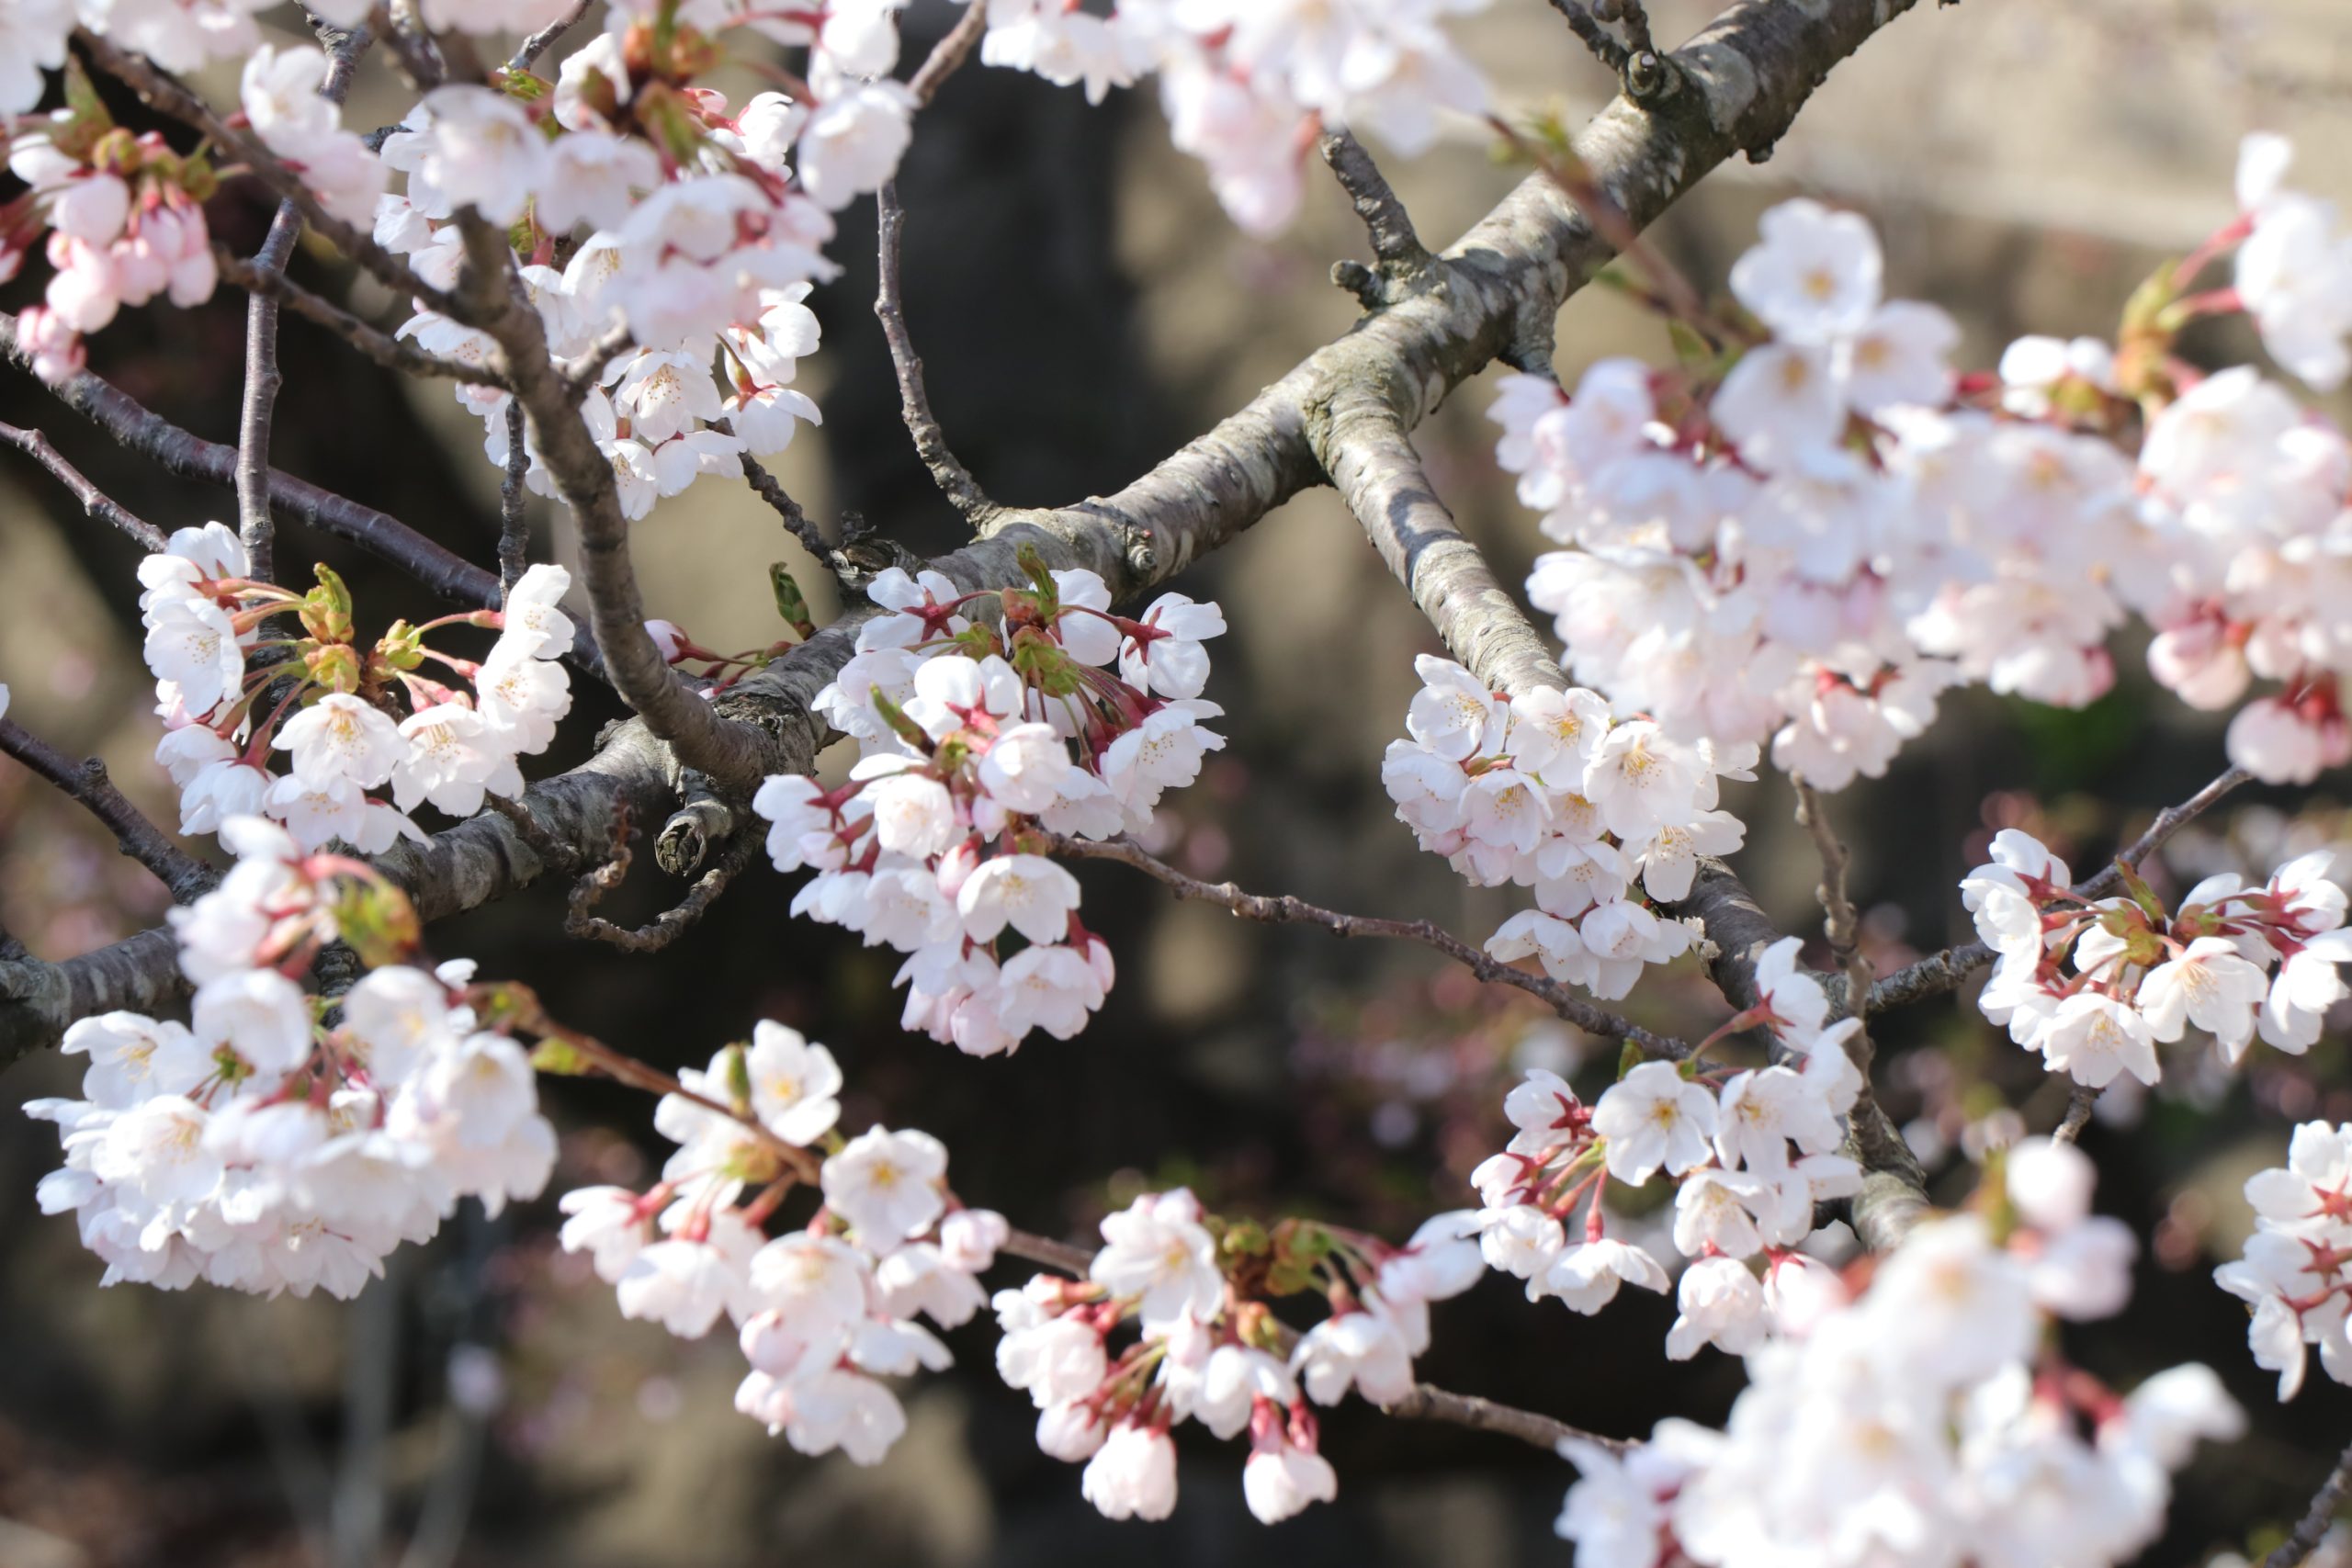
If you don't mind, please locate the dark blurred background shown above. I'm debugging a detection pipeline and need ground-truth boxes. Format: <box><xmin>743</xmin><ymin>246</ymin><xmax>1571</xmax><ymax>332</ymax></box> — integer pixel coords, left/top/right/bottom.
<box><xmin>6</xmin><ymin>2</ymin><xmax>2352</xmax><ymax>1564</ymax></box>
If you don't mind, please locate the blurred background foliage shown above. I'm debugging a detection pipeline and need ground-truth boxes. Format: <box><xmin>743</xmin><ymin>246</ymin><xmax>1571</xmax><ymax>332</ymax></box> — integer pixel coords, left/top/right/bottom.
<box><xmin>7</xmin><ymin>1</ymin><xmax>2352</xmax><ymax>1563</ymax></box>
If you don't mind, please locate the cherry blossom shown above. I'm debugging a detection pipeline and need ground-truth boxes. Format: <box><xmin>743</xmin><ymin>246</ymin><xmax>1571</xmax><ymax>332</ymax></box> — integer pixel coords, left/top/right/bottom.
<box><xmin>26</xmin><ymin>821</ymin><xmax>553</xmax><ymax>1299</ymax></box>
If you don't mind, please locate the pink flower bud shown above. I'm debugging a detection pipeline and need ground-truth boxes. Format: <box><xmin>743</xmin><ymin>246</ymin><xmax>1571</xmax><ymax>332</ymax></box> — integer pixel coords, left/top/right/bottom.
<box><xmin>645</xmin><ymin>618</ymin><xmax>687</xmax><ymax>662</ymax></box>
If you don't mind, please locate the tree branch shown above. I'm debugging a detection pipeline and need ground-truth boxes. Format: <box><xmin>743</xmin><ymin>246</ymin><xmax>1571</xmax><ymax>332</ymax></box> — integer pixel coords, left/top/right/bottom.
<box><xmin>0</xmin><ymin>418</ymin><xmax>166</xmax><ymax>550</ymax></box>
<box><xmin>458</xmin><ymin>217</ymin><xmax>771</xmax><ymax>785</ymax></box>
<box><xmin>0</xmin><ymin>718</ymin><xmax>217</xmax><ymax>903</ymax></box>
<box><xmin>215</xmin><ymin>247</ymin><xmax>504</xmax><ymax>388</ymax></box>
<box><xmin>506</xmin><ymin>0</ymin><xmax>592</xmax><ymax>72</ymax></box>
<box><xmin>2052</xmin><ymin>1084</ymin><xmax>2099</xmax><ymax>1145</ymax></box>
<box><xmin>1316</xmin><ymin>399</ymin><xmax>1565</xmax><ymax>701</ymax></box>
<box><xmin>997</xmin><ymin>1226</ymin><xmax>1628</xmax><ymax>1454</ymax></box>
<box><xmin>2267</xmin><ymin>1437</ymin><xmax>2352</xmax><ymax>1568</ymax></box>
<box><xmin>908</xmin><ymin>0</ymin><xmax>991</xmax><ymax>106</ymax></box>
<box><xmin>0</xmin><ymin>0</ymin><xmax>1941</xmax><ymax>1074</ymax></box>
<box><xmin>498</xmin><ymin>400</ymin><xmax>529</xmax><ymax>594</ymax></box>
<box><xmin>563</xmin><ymin>807</ymin><xmax>755</xmax><ymax>953</ymax></box>
<box><xmin>876</xmin><ymin>180</ymin><xmax>996</xmax><ymax>524</ymax></box>
<box><xmin>233</xmin><ymin>20</ymin><xmax>372</xmax><ymax>581</ymax></box>
<box><xmin>1040</xmin><ymin>831</ymin><xmax>1690</xmax><ymax>1057</ymax></box>
<box><xmin>0</xmin><ymin>310</ymin><xmax>605</xmax><ymax>678</ymax></box>
<box><xmin>1794</xmin><ymin>777</ymin><xmax>1873</xmax><ymax>1042</ymax></box>
<box><xmin>1866</xmin><ymin>764</ymin><xmax>2255</xmax><ymax>1014</ymax></box>
<box><xmin>1319</xmin><ymin>131</ymin><xmax>1434</xmax><ymax>307</ymax></box>
<box><xmin>1670</xmin><ymin>859</ymin><xmax>1930</xmax><ymax>1251</ymax></box>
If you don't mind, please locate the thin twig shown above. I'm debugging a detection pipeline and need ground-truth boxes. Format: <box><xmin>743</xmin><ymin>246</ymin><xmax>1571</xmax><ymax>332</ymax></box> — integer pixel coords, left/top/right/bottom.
<box><xmin>0</xmin><ymin>311</ymin><xmax>606</xmax><ymax>680</ymax></box>
<box><xmin>908</xmin><ymin>0</ymin><xmax>992</xmax><ymax>106</ymax></box>
<box><xmin>1595</xmin><ymin>0</ymin><xmax>1658</xmax><ymax>57</ymax></box>
<box><xmin>481</xmin><ymin>983</ymin><xmax>822</xmax><ymax>1182</ymax></box>
<box><xmin>0</xmin><ymin>719</ymin><xmax>217</xmax><ymax>903</ymax></box>
<box><xmin>1380</xmin><ymin>1384</ymin><xmax>1631</xmax><ymax>1454</ymax></box>
<box><xmin>875</xmin><ymin>181</ymin><xmax>995</xmax><ymax>524</ymax></box>
<box><xmin>2052</xmin><ymin>1084</ymin><xmax>2099</xmax><ymax>1145</ymax></box>
<box><xmin>0</xmin><ymin>419</ymin><xmax>166</xmax><ymax>550</ymax></box>
<box><xmin>506</xmin><ymin>0</ymin><xmax>592</xmax><ymax>71</ymax></box>
<box><xmin>499</xmin><ymin>400</ymin><xmax>529</xmax><ymax>596</ymax></box>
<box><xmin>996</xmin><ymin>1227</ymin><xmax>1628</xmax><ymax>1453</ymax></box>
<box><xmin>739</xmin><ymin>450</ymin><xmax>831</xmax><ymax>559</ymax></box>
<box><xmin>1793</xmin><ymin>777</ymin><xmax>1873</xmax><ymax>1041</ymax></box>
<box><xmin>2266</xmin><ymin>1438</ymin><xmax>2352</xmax><ymax>1568</ymax></box>
<box><xmin>1039</xmin><ymin>831</ymin><xmax>1689</xmax><ymax>1058</ymax></box>
<box><xmin>564</xmin><ymin>320</ymin><xmax>634</xmax><ymax>395</ymax></box>
<box><xmin>216</xmin><ymin>247</ymin><xmax>505</xmax><ymax>387</ymax></box>
<box><xmin>565</xmin><ymin>820</ymin><xmax>755</xmax><ymax>953</ymax></box>
<box><xmin>485</xmin><ymin>792</ymin><xmax>584</xmax><ymax>874</ymax></box>
<box><xmin>1547</xmin><ymin>0</ymin><xmax>1631</xmax><ymax>73</ymax></box>
<box><xmin>374</xmin><ymin>0</ymin><xmax>449</xmax><ymax>89</ymax></box>
<box><xmin>235</xmin><ymin>20</ymin><xmax>372</xmax><ymax>581</ymax></box>
<box><xmin>1868</xmin><ymin>765</ymin><xmax>2254</xmax><ymax>1014</ymax></box>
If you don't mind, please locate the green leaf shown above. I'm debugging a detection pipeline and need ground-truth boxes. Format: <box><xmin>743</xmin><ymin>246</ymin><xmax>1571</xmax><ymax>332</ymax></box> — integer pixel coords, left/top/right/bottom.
<box><xmin>529</xmin><ymin>1039</ymin><xmax>593</xmax><ymax>1076</ymax></box>
<box><xmin>769</xmin><ymin>562</ymin><xmax>817</xmax><ymax>640</ymax></box>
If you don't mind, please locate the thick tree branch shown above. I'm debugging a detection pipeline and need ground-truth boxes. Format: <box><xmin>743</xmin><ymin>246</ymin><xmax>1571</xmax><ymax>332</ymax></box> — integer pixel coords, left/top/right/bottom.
<box><xmin>1041</xmin><ymin>831</ymin><xmax>1691</xmax><ymax>1058</ymax></box>
<box><xmin>0</xmin><ymin>311</ymin><xmax>605</xmax><ymax>677</ymax></box>
<box><xmin>1</xmin><ymin>0</ymin><xmax>1939</xmax><ymax>1080</ymax></box>
<box><xmin>876</xmin><ymin>181</ymin><xmax>996</xmax><ymax>524</ymax></box>
<box><xmin>0</xmin><ymin>719</ymin><xmax>217</xmax><ymax>903</ymax></box>
<box><xmin>0</xmin><ymin>418</ymin><xmax>166</xmax><ymax>550</ymax></box>
<box><xmin>0</xmin><ymin>928</ymin><xmax>184</xmax><ymax>1065</ymax></box>
<box><xmin>1318</xmin><ymin>400</ymin><xmax>1566</xmax><ymax>701</ymax></box>
<box><xmin>458</xmin><ymin>217</ymin><xmax>770</xmax><ymax>785</ymax></box>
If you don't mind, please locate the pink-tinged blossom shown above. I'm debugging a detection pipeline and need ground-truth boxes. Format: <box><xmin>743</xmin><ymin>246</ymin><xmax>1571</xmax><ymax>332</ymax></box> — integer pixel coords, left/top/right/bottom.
<box><xmin>1591</xmin><ymin>1061</ymin><xmax>1718</xmax><ymax>1186</ymax></box>
<box><xmin>1080</xmin><ymin>1423</ymin><xmax>1179</xmax><ymax>1522</ymax></box>
<box><xmin>822</xmin><ymin>1127</ymin><xmax>948</xmax><ymax>1243</ymax></box>
<box><xmin>1091</xmin><ymin>1188</ymin><xmax>1222</xmax><ymax>1331</ymax></box>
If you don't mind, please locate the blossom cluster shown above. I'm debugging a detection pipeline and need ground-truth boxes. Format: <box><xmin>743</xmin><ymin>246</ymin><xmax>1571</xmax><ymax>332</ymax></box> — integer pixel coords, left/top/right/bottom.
<box><xmin>2217</xmin><ymin>1119</ymin><xmax>2352</xmax><ymax>1400</ymax></box>
<box><xmin>6</xmin><ymin>0</ymin><xmax>579</xmax><ymax>99</ymax></box>
<box><xmin>1470</xmin><ymin>938</ymin><xmax>1865</xmax><ymax>1358</ymax></box>
<box><xmin>140</xmin><ymin>524</ymin><xmax>574</xmax><ymax>852</ymax></box>
<box><xmin>754</xmin><ymin>561</ymin><xmax>1226</xmax><ymax>1055</ymax></box>
<box><xmin>1559</xmin><ymin>1138</ymin><xmax>2242</xmax><ymax>1568</ymax></box>
<box><xmin>956</xmin><ymin>0</ymin><xmax>1495</xmax><ymax>235</ymax></box>
<box><xmin>1495</xmin><ymin>142</ymin><xmax>2352</xmax><ymax>794</ymax></box>
<box><xmin>1384</xmin><ymin>654</ymin><xmax>1741</xmax><ymax>998</ymax></box>
<box><xmin>992</xmin><ymin>1189</ymin><xmax>1481</xmax><ymax>1525</ymax></box>
<box><xmin>373</xmin><ymin>51</ymin><xmax>845</xmax><ymax>513</ymax></box>
<box><xmin>558</xmin><ymin>1021</ymin><xmax>1008</xmax><ymax>1467</ymax></box>
<box><xmin>6</xmin><ymin>0</ymin><xmax>1513</xmax><ymax>522</ymax></box>
<box><xmin>1964</xmin><ymin>829</ymin><xmax>2352</xmax><ymax>1087</ymax></box>
<box><xmin>6</xmin><ymin>62</ymin><xmax>222</xmax><ymax>385</ymax></box>
<box><xmin>25</xmin><ymin>816</ymin><xmax>555</xmax><ymax>1299</ymax></box>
